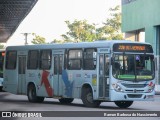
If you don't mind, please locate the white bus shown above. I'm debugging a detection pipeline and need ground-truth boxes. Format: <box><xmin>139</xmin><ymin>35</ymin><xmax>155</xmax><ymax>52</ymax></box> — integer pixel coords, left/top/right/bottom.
<box><xmin>3</xmin><ymin>40</ymin><xmax>155</xmax><ymax>108</ymax></box>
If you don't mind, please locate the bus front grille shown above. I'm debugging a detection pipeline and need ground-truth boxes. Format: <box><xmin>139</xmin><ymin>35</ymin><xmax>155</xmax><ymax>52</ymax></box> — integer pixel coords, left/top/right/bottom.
<box><xmin>127</xmin><ymin>94</ymin><xmax>142</xmax><ymax>98</ymax></box>
<box><xmin>125</xmin><ymin>90</ymin><xmax>144</xmax><ymax>93</ymax></box>
<box><xmin>122</xmin><ymin>83</ymin><xmax>147</xmax><ymax>88</ymax></box>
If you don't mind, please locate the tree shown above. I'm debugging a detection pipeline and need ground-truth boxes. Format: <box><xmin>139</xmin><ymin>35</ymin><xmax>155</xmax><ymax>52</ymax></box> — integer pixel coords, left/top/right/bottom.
<box><xmin>61</xmin><ymin>20</ymin><xmax>96</xmax><ymax>42</ymax></box>
<box><xmin>61</xmin><ymin>5</ymin><xmax>123</xmax><ymax>42</ymax></box>
<box><xmin>51</xmin><ymin>39</ymin><xmax>64</xmax><ymax>44</ymax></box>
<box><xmin>0</xmin><ymin>44</ymin><xmax>4</xmax><ymax>49</ymax></box>
<box><xmin>97</xmin><ymin>5</ymin><xmax>123</xmax><ymax>40</ymax></box>
<box><xmin>31</xmin><ymin>33</ymin><xmax>46</xmax><ymax>44</ymax></box>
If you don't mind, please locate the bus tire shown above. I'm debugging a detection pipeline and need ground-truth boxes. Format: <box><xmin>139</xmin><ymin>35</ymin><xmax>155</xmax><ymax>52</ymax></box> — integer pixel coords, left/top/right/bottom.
<box><xmin>27</xmin><ymin>84</ymin><xmax>44</xmax><ymax>103</ymax></box>
<box><xmin>37</xmin><ymin>96</ymin><xmax>45</xmax><ymax>103</ymax></box>
<box><xmin>114</xmin><ymin>101</ymin><xmax>133</xmax><ymax>108</ymax></box>
<box><xmin>0</xmin><ymin>87</ymin><xmax>2</xmax><ymax>92</ymax></box>
<box><xmin>59</xmin><ymin>98</ymin><xmax>74</xmax><ymax>104</ymax></box>
<box><xmin>81</xmin><ymin>87</ymin><xmax>101</xmax><ymax>107</ymax></box>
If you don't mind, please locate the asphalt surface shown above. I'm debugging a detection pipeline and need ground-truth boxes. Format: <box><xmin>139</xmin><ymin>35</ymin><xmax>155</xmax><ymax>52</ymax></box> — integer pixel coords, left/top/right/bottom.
<box><xmin>0</xmin><ymin>92</ymin><xmax>160</xmax><ymax>120</ymax></box>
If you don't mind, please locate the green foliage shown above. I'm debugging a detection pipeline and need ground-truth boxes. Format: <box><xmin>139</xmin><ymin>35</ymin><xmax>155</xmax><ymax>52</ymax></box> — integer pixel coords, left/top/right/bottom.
<box><xmin>100</xmin><ymin>5</ymin><xmax>123</xmax><ymax>40</ymax></box>
<box><xmin>51</xmin><ymin>39</ymin><xmax>64</xmax><ymax>44</ymax></box>
<box><xmin>61</xmin><ymin>5</ymin><xmax>123</xmax><ymax>42</ymax></box>
<box><xmin>0</xmin><ymin>44</ymin><xmax>4</xmax><ymax>49</ymax></box>
<box><xmin>31</xmin><ymin>6</ymin><xmax>123</xmax><ymax>44</ymax></box>
<box><xmin>61</xmin><ymin>20</ymin><xmax>97</xmax><ymax>42</ymax></box>
<box><xmin>31</xmin><ymin>33</ymin><xmax>46</xmax><ymax>44</ymax></box>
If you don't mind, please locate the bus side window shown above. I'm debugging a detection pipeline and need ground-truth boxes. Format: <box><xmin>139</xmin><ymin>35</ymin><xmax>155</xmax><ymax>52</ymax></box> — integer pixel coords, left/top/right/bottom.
<box><xmin>5</xmin><ymin>51</ymin><xmax>17</xmax><ymax>69</ymax></box>
<box><xmin>27</xmin><ymin>50</ymin><xmax>39</xmax><ymax>69</ymax></box>
<box><xmin>40</xmin><ymin>50</ymin><xmax>52</xmax><ymax>70</ymax></box>
<box><xmin>67</xmin><ymin>49</ymin><xmax>82</xmax><ymax>70</ymax></box>
<box><xmin>83</xmin><ymin>48</ymin><xmax>97</xmax><ymax>70</ymax></box>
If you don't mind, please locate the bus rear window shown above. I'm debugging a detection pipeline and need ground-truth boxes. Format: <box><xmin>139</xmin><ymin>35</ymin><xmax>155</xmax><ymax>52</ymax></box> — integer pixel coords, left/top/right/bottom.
<box><xmin>6</xmin><ymin>51</ymin><xmax>17</xmax><ymax>69</ymax></box>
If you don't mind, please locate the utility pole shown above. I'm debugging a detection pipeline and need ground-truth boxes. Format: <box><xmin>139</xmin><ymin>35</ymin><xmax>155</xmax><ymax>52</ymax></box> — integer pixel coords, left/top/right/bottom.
<box><xmin>21</xmin><ymin>33</ymin><xmax>30</xmax><ymax>45</ymax></box>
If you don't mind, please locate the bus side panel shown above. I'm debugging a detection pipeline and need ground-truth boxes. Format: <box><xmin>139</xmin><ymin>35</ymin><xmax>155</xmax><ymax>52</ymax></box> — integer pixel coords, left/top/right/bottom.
<box><xmin>65</xmin><ymin>70</ymin><xmax>98</xmax><ymax>99</ymax></box>
<box><xmin>82</xmin><ymin>71</ymin><xmax>98</xmax><ymax>100</ymax></box>
<box><xmin>3</xmin><ymin>70</ymin><xmax>18</xmax><ymax>94</ymax></box>
<box><xmin>61</xmin><ymin>70</ymin><xmax>89</xmax><ymax>98</ymax></box>
<box><xmin>68</xmin><ymin>70</ymin><xmax>82</xmax><ymax>98</ymax></box>
<box><xmin>38</xmin><ymin>70</ymin><xmax>53</xmax><ymax>97</ymax></box>
<box><xmin>26</xmin><ymin>70</ymin><xmax>50</xmax><ymax>97</ymax></box>
<box><xmin>61</xmin><ymin>70</ymin><xmax>74</xmax><ymax>98</ymax></box>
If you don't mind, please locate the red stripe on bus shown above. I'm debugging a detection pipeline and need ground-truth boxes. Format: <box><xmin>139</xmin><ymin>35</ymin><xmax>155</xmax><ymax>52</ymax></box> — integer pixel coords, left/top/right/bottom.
<box><xmin>41</xmin><ymin>70</ymin><xmax>53</xmax><ymax>97</ymax></box>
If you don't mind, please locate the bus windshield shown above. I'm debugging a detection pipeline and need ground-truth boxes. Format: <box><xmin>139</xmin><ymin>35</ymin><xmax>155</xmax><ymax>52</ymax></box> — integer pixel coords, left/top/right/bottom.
<box><xmin>112</xmin><ymin>54</ymin><xmax>155</xmax><ymax>81</ymax></box>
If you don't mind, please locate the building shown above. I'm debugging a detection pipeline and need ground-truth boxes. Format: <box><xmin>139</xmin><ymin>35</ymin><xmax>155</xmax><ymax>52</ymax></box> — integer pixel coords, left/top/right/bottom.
<box><xmin>0</xmin><ymin>0</ymin><xmax>38</xmax><ymax>43</ymax></box>
<box><xmin>121</xmin><ymin>0</ymin><xmax>160</xmax><ymax>93</ymax></box>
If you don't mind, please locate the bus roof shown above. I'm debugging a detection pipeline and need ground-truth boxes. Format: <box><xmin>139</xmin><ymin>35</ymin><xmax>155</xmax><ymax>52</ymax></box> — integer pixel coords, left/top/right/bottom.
<box><xmin>6</xmin><ymin>40</ymin><xmax>152</xmax><ymax>51</ymax></box>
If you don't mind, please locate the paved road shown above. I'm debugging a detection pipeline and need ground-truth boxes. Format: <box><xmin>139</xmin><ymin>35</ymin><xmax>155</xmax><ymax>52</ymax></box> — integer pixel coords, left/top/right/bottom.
<box><xmin>0</xmin><ymin>92</ymin><xmax>160</xmax><ymax>120</ymax></box>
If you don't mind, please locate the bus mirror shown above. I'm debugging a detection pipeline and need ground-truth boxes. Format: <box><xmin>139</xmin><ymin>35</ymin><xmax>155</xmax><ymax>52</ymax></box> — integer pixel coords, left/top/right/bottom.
<box><xmin>93</xmin><ymin>52</ymin><xmax>97</xmax><ymax>59</ymax></box>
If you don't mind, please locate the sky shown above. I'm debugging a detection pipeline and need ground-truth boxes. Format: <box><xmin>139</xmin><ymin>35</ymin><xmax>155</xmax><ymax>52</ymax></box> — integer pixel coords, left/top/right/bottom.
<box><xmin>7</xmin><ymin>0</ymin><xmax>121</xmax><ymax>46</ymax></box>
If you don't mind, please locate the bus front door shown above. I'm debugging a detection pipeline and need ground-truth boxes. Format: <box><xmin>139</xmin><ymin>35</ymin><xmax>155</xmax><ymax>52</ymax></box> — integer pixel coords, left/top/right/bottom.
<box><xmin>53</xmin><ymin>53</ymin><xmax>63</xmax><ymax>96</ymax></box>
<box><xmin>98</xmin><ymin>54</ymin><xmax>110</xmax><ymax>99</ymax></box>
<box><xmin>18</xmin><ymin>55</ymin><xmax>26</xmax><ymax>94</ymax></box>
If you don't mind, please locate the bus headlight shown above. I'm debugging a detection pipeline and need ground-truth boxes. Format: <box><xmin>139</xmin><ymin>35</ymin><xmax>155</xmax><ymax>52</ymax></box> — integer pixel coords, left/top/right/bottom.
<box><xmin>112</xmin><ymin>84</ymin><xmax>123</xmax><ymax>92</ymax></box>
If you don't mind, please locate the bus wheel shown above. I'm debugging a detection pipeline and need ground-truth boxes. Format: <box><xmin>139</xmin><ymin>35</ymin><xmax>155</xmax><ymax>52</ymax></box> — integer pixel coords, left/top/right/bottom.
<box><xmin>27</xmin><ymin>84</ymin><xmax>44</xmax><ymax>103</ymax></box>
<box><xmin>0</xmin><ymin>87</ymin><xmax>2</xmax><ymax>92</ymax></box>
<box><xmin>114</xmin><ymin>101</ymin><xmax>133</xmax><ymax>108</ymax></box>
<box><xmin>82</xmin><ymin>88</ymin><xmax>101</xmax><ymax>107</ymax></box>
<box><xmin>37</xmin><ymin>96</ymin><xmax>45</xmax><ymax>103</ymax></box>
<box><xmin>59</xmin><ymin>98</ymin><xmax>74</xmax><ymax>104</ymax></box>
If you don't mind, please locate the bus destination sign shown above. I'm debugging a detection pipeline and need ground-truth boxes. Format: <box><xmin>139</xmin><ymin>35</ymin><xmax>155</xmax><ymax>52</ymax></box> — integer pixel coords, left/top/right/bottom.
<box><xmin>113</xmin><ymin>43</ymin><xmax>153</xmax><ymax>53</ymax></box>
<box><xmin>118</xmin><ymin>45</ymin><xmax>145</xmax><ymax>51</ymax></box>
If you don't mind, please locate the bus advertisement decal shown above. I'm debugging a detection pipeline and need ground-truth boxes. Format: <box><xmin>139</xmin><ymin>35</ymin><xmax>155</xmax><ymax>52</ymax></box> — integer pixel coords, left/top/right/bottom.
<box><xmin>76</xmin><ymin>74</ymin><xmax>81</xmax><ymax>77</ymax></box>
<box><xmin>41</xmin><ymin>70</ymin><xmax>53</xmax><ymax>97</ymax></box>
<box><xmin>62</xmin><ymin>70</ymin><xmax>73</xmax><ymax>97</ymax></box>
<box><xmin>92</xmin><ymin>74</ymin><xmax>97</xmax><ymax>86</ymax></box>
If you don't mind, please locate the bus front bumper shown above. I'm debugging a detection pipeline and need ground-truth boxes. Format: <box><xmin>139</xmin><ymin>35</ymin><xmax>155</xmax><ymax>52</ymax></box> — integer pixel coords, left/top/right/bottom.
<box><xmin>110</xmin><ymin>89</ymin><xmax>155</xmax><ymax>101</ymax></box>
